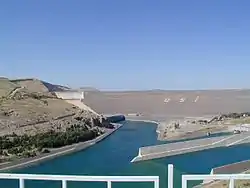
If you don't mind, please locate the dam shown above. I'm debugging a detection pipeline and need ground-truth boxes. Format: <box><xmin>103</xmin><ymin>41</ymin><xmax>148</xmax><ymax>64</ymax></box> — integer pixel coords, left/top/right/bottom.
<box><xmin>132</xmin><ymin>132</ymin><xmax>250</xmax><ymax>162</ymax></box>
<box><xmin>53</xmin><ymin>89</ymin><xmax>250</xmax><ymax>119</ymax></box>
<box><xmin>82</xmin><ymin>89</ymin><xmax>250</xmax><ymax>118</ymax></box>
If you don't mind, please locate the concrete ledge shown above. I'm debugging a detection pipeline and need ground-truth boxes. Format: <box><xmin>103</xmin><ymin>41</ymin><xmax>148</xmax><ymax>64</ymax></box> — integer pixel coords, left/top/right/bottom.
<box><xmin>0</xmin><ymin>124</ymin><xmax>123</xmax><ymax>172</ymax></box>
<box><xmin>131</xmin><ymin>132</ymin><xmax>250</xmax><ymax>162</ymax></box>
<box><xmin>213</xmin><ymin>159</ymin><xmax>250</xmax><ymax>174</ymax></box>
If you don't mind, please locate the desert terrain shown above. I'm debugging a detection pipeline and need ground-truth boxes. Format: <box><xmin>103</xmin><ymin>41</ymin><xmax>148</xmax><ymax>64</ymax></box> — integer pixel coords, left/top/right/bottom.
<box><xmin>0</xmin><ymin>78</ymin><xmax>112</xmax><ymax>164</ymax></box>
<box><xmin>83</xmin><ymin>89</ymin><xmax>250</xmax><ymax>119</ymax></box>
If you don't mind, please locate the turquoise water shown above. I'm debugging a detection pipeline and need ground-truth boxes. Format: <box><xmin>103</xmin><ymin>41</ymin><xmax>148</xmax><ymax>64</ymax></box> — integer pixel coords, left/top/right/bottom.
<box><xmin>1</xmin><ymin>120</ymin><xmax>250</xmax><ymax>188</ymax></box>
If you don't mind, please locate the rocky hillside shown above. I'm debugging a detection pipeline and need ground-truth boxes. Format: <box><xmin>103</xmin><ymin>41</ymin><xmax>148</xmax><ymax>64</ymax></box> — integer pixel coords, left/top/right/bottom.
<box><xmin>11</xmin><ymin>78</ymin><xmax>70</xmax><ymax>93</ymax></box>
<box><xmin>0</xmin><ymin>77</ymin><xmax>18</xmax><ymax>97</ymax></box>
<box><xmin>0</xmin><ymin>78</ymin><xmax>111</xmax><ymax>160</ymax></box>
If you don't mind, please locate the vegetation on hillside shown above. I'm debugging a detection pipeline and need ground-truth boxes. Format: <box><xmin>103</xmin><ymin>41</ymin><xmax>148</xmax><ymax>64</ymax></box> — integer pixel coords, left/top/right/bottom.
<box><xmin>0</xmin><ymin>124</ymin><xmax>104</xmax><ymax>159</ymax></box>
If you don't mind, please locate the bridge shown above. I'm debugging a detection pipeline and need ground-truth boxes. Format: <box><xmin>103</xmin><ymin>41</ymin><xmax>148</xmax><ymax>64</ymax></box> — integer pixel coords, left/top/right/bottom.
<box><xmin>0</xmin><ymin>164</ymin><xmax>248</xmax><ymax>188</ymax></box>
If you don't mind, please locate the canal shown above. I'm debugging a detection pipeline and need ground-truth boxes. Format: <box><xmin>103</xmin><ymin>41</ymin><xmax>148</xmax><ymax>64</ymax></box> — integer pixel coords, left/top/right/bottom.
<box><xmin>1</xmin><ymin>120</ymin><xmax>250</xmax><ymax>188</ymax></box>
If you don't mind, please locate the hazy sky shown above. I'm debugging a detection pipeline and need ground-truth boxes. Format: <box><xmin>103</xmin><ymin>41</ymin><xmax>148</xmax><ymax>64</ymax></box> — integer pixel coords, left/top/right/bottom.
<box><xmin>1</xmin><ymin>0</ymin><xmax>250</xmax><ymax>90</ymax></box>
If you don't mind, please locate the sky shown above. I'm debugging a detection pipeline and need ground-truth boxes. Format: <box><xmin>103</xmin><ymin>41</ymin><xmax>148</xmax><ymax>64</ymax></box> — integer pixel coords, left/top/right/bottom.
<box><xmin>1</xmin><ymin>0</ymin><xmax>250</xmax><ymax>90</ymax></box>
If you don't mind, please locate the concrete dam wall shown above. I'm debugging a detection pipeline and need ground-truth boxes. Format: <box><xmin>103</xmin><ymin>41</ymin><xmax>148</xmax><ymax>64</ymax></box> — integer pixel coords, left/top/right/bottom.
<box><xmin>55</xmin><ymin>91</ymin><xmax>84</xmax><ymax>100</ymax></box>
<box><xmin>82</xmin><ymin>90</ymin><xmax>250</xmax><ymax>118</ymax></box>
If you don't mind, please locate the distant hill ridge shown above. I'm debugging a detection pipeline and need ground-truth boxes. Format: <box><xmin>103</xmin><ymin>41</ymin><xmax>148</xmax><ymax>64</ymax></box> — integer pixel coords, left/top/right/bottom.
<box><xmin>10</xmin><ymin>78</ymin><xmax>71</xmax><ymax>93</ymax></box>
<box><xmin>0</xmin><ymin>77</ymin><xmax>102</xmax><ymax>99</ymax></box>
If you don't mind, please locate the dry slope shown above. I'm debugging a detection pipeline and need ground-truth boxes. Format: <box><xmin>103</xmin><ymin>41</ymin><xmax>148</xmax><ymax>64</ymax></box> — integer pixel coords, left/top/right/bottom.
<box><xmin>0</xmin><ymin>78</ymin><xmax>111</xmax><ymax>162</ymax></box>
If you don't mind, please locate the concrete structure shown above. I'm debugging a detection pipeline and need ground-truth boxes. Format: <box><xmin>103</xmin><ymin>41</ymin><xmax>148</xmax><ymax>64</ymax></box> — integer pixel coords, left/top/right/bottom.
<box><xmin>55</xmin><ymin>91</ymin><xmax>84</xmax><ymax>100</ymax></box>
<box><xmin>182</xmin><ymin>172</ymin><xmax>250</xmax><ymax>188</ymax></box>
<box><xmin>212</xmin><ymin>159</ymin><xmax>250</xmax><ymax>174</ymax></box>
<box><xmin>131</xmin><ymin>132</ymin><xmax>250</xmax><ymax>162</ymax></box>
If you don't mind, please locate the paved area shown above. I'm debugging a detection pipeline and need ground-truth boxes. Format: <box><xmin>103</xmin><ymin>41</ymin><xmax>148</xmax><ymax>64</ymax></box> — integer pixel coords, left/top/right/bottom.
<box><xmin>131</xmin><ymin>132</ymin><xmax>250</xmax><ymax>162</ymax></box>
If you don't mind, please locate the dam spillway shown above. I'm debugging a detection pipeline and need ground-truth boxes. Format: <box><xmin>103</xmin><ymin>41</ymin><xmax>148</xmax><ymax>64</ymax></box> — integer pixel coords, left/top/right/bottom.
<box><xmin>131</xmin><ymin>132</ymin><xmax>250</xmax><ymax>162</ymax></box>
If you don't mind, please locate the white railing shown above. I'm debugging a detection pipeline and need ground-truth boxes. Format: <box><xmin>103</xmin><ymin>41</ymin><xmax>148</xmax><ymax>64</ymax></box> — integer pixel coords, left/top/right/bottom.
<box><xmin>169</xmin><ymin>163</ymin><xmax>250</xmax><ymax>188</ymax></box>
<box><xmin>182</xmin><ymin>173</ymin><xmax>250</xmax><ymax>188</ymax></box>
<box><xmin>2</xmin><ymin>164</ymin><xmax>250</xmax><ymax>188</ymax></box>
<box><xmin>0</xmin><ymin>173</ymin><xmax>159</xmax><ymax>188</ymax></box>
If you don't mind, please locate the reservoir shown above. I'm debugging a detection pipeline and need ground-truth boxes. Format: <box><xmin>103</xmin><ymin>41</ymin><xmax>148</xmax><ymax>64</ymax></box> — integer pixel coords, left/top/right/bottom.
<box><xmin>2</xmin><ymin>120</ymin><xmax>250</xmax><ymax>188</ymax></box>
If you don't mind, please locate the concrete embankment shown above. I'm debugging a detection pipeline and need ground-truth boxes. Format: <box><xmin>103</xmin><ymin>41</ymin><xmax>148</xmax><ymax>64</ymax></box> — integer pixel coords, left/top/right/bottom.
<box><xmin>0</xmin><ymin>124</ymin><xmax>122</xmax><ymax>172</ymax></box>
<box><xmin>194</xmin><ymin>159</ymin><xmax>250</xmax><ymax>188</ymax></box>
<box><xmin>106</xmin><ymin>114</ymin><xmax>126</xmax><ymax>123</ymax></box>
<box><xmin>212</xmin><ymin>159</ymin><xmax>250</xmax><ymax>174</ymax></box>
<box><xmin>131</xmin><ymin>132</ymin><xmax>250</xmax><ymax>162</ymax></box>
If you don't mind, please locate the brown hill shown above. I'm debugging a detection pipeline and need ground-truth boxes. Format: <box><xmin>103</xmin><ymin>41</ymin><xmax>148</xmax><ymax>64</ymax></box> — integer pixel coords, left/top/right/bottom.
<box><xmin>0</xmin><ymin>78</ymin><xmax>19</xmax><ymax>97</ymax></box>
<box><xmin>11</xmin><ymin>78</ymin><xmax>71</xmax><ymax>93</ymax></box>
<box><xmin>0</xmin><ymin>78</ymin><xmax>102</xmax><ymax>136</ymax></box>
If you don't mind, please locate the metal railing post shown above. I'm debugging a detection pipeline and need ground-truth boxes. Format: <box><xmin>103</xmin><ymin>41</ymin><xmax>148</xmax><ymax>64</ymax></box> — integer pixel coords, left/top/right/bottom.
<box><xmin>154</xmin><ymin>178</ymin><xmax>160</xmax><ymax>188</ymax></box>
<box><xmin>168</xmin><ymin>164</ymin><xmax>174</xmax><ymax>188</ymax></box>
<box><xmin>182</xmin><ymin>176</ymin><xmax>187</xmax><ymax>188</ymax></box>
<box><xmin>62</xmin><ymin>180</ymin><xmax>67</xmax><ymax>188</ymax></box>
<box><xmin>19</xmin><ymin>178</ymin><xmax>25</xmax><ymax>188</ymax></box>
<box><xmin>229</xmin><ymin>178</ymin><xmax>234</xmax><ymax>188</ymax></box>
<box><xmin>107</xmin><ymin>181</ymin><xmax>112</xmax><ymax>188</ymax></box>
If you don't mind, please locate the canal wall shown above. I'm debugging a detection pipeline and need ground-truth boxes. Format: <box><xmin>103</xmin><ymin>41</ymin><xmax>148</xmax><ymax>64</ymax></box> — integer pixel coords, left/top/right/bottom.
<box><xmin>0</xmin><ymin>124</ymin><xmax>123</xmax><ymax>172</ymax></box>
<box><xmin>194</xmin><ymin>159</ymin><xmax>250</xmax><ymax>187</ymax></box>
<box><xmin>106</xmin><ymin>114</ymin><xmax>126</xmax><ymax>123</ymax></box>
<box><xmin>131</xmin><ymin>132</ymin><xmax>250</xmax><ymax>162</ymax></box>
<box><xmin>212</xmin><ymin>159</ymin><xmax>250</xmax><ymax>174</ymax></box>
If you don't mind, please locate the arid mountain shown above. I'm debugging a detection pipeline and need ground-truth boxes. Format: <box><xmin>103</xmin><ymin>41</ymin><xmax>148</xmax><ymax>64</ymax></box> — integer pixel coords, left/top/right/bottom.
<box><xmin>10</xmin><ymin>78</ymin><xmax>71</xmax><ymax>93</ymax></box>
<box><xmin>0</xmin><ymin>78</ymin><xmax>103</xmax><ymax>136</ymax></box>
<box><xmin>0</xmin><ymin>78</ymin><xmax>112</xmax><ymax>161</ymax></box>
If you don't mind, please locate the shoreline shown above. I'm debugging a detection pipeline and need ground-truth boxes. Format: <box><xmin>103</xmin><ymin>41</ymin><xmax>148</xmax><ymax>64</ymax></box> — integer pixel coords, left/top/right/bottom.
<box><xmin>0</xmin><ymin>123</ymin><xmax>123</xmax><ymax>172</ymax></box>
<box><xmin>126</xmin><ymin>117</ymin><xmax>162</xmax><ymax>135</ymax></box>
<box><xmin>126</xmin><ymin>117</ymin><xmax>159</xmax><ymax>124</ymax></box>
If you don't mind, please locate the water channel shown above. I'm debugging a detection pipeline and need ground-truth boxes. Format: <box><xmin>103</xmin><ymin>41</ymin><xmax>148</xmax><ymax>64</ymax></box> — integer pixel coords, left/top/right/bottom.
<box><xmin>2</xmin><ymin>120</ymin><xmax>250</xmax><ymax>188</ymax></box>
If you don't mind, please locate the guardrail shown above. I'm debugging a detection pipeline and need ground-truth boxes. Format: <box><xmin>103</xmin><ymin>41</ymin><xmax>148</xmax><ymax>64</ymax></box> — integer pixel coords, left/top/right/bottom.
<box><xmin>0</xmin><ymin>173</ymin><xmax>159</xmax><ymax>188</ymax></box>
<box><xmin>170</xmin><ymin>163</ymin><xmax>250</xmax><ymax>188</ymax></box>
<box><xmin>2</xmin><ymin>164</ymin><xmax>250</xmax><ymax>188</ymax></box>
<box><xmin>182</xmin><ymin>171</ymin><xmax>250</xmax><ymax>188</ymax></box>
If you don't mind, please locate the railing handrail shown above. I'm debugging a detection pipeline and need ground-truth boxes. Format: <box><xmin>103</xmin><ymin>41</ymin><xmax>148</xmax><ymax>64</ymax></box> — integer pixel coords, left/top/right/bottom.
<box><xmin>0</xmin><ymin>173</ymin><xmax>160</xmax><ymax>188</ymax></box>
<box><xmin>183</xmin><ymin>173</ymin><xmax>250</xmax><ymax>180</ymax></box>
<box><xmin>182</xmin><ymin>172</ymin><xmax>250</xmax><ymax>188</ymax></box>
<box><xmin>0</xmin><ymin>173</ymin><xmax>159</xmax><ymax>182</ymax></box>
<box><xmin>5</xmin><ymin>164</ymin><xmax>250</xmax><ymax>188</ymax></box>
